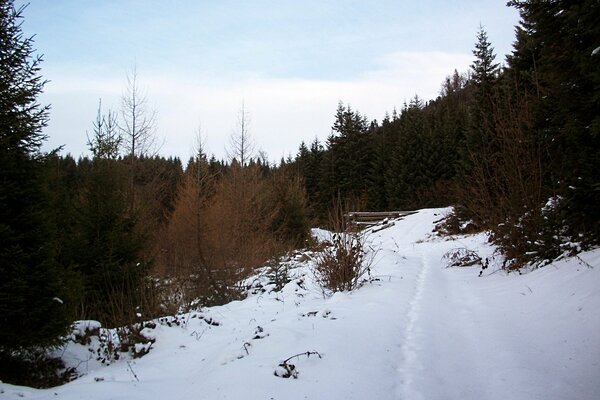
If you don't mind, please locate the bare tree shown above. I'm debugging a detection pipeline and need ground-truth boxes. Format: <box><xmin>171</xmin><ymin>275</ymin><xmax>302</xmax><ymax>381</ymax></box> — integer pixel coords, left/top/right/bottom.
<box><xmin>192</xmin><ymin>123</ymin><xmax>214</xmax><ymax>193</ymax></box>
<box><xmin>194</xmin><ymin>124</ymin><xmax>208</xmax><ymax>167</ymax></box>
<box><xmin>257</xmin><ymin>149</ymin><xmax>270</xmax><ymax>168</ymax></box>
<box><xmin>227</xmin><ymin>101</ymin><xmax>254</xmax><ymax>166</ymax></box>
<box><xmin>87</xmin><ymin>98</ymin><xmax>121</xmax><ymax>159</ymax></box>
<box><xmin>120</xmin><ymin>64</ymin><xmax>157</xmax><ymax>159</ymax></box>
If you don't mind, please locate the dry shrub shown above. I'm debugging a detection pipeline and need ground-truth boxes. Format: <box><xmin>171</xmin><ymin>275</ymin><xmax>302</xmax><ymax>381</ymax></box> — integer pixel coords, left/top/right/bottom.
<box><xmin>458</xmin><ymin>82</ymin><xmax>556</xmax><ymax>268</ymax></box>
<box><xmin>463</xmin><ymin>84</ymin><xmax>544</xmax><ymax>227</ymax></box>
<box><xmin>442</xmin><ymin>248</ymin><xmax>482</xmax><ymax>268</ymax></box>
<box><xmin>314</xmin><ymin>200</ymin><xmax>373</xmax><ymax>294</ymax></box>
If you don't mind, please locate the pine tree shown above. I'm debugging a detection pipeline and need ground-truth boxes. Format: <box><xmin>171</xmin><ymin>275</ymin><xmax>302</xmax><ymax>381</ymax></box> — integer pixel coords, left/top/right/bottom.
<box><xmin>367</xmin><ymin>116</ymin><xmax>391</xmax><ymax>211</ymax></box>
<box><xmin>269</xmin><ymin>167</ymin><xmax>311</xmax><ymax>247</ymax></box>
<box><xmin>508</xmin><ymin>0</ymin><xmax>600</xmax><ymax>245</ymax></box>
<box><xmin>87</xmin><ymin>99</ymin><xmax>121</xmax><ymax>159</ymax></box>
<box><xmin>73</xmin><ymin>158</ymin><xmax>147</xmax><ymax>327</ymax></box>
<box><xmin>471</xmin><ymin>25</ymin><xmax>500</xmax><ymax>96</ymax></box>
<box><xmin>385</xmin><ymin>97</ymin><xmax>429</xmax><ymax>208</ymax></box>
<box><xmin>459</xmin><ymin>26</ymin><xmax>504</xmax><ymax>222</ymax></box>
<box><xmin>304</xmin><ymin>137</ymin><xmax>325</xmax><ymax>218</ymax></box>
<box><xmin>0</xmin><ymin>0</ymin><xmax>69</xmax><ymax>351</ymax></box>
<box><xmin>328</xmin><ymin>103</ymin><xmax>370</xmax><ymax>205</ymax></box>
<box><xmin>468</xmin><ymin>25</ymin><xmax>501</xmax><ymax>153</ymax></box>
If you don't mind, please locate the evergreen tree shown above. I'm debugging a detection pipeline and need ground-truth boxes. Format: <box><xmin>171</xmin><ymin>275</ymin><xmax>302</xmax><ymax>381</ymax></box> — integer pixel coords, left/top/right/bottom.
<box><xmin>471</xmin><ymin>25</ymin><xmax>500</xmax><ymax>96</ymax></box>
<box><xmin>269</xmin><ymin>167</ymin><xmax>311</xmax><ymax>247</ymax></box>
<box><xmin>87</xmin><ymin>99</ymin><xmax>121</xmax><ymax>159</ymax></box>
<box><xmin>73</xmin><ymin>158</ymin><xmax>147</xmax><ymax>326</ymax></box>
<box><xmin>367</xmin><ymin>116</ymin><xmax>391</xmax><ymax>211</ymax></box>
<box><xmin>435</xmin><ymin>69</ymin><xmax>471</xmax><ymax>187</ymax></box>
<box><xmin>467</xmin><ymin>25</ymin><xmax>501</xmax><ymax>159</ymax></box>
<box><xmin>328</xmin><ymin>103</ymin><xmax>370</xmax><ymax>206</ymax></box>
<box><xmin>385</xmin><ymin>97</ymin><xmax>429</xmax><ymax>208</ymax></box>
<box><xmin>318</xmin><ymin>133</ymin><xmax>339</xmax><ymax>210</ymax></box>
<box><xmin>0</xmin><ymin>0</ymin><xmax>69</xmax><ymax>351</ymax></box>
<box><xmin>458</xmin><ymin>26</ymin><xmax>505</xmax><ymax>225</ymax></box>
<box><xmin>304</xmin><ymin>137</ymin><xmax>325</xmax><ymax>218</ymax></box>
<box><xmin>508</xmin><ymin>0</ymin><xmax>600</xmax><ymax>245</ymax></box>
<box><xmin>43</xmin><ymin>154</ymin><xmax>85</xmax><ymax>319</ymax></box>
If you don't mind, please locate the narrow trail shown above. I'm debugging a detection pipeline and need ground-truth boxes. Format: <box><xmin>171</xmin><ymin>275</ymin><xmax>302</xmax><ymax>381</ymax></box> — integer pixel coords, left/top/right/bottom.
<box><xmin>396</xmin><ymin>253</ymin><xmax>429</xmax><ymax>400</ymax></box>
<box><xmin>393</xmin><ymin>240</ymin><xmax>525</xmax><ymax>400</ymax></box>
<box><xmin>374</xmin><ymin>210</ymin><xmax>599</xmax><ymax>400</ymax></box>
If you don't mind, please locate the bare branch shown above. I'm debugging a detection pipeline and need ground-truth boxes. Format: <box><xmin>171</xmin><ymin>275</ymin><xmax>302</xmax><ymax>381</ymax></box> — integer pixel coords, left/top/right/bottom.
<box><xmin>120</xmin><ymin>64</ymin><xmax>157</xmax><ymax>158</ymax></box>
<box><xmin>226</xmin><ymin>100</ymin><xmax>254</xmax><ymax>166</ymax></box>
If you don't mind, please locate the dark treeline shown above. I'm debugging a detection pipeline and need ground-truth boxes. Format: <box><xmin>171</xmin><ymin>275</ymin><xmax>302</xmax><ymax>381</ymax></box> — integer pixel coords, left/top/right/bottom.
<box><xmin>41</xmin><ymin>151</ymin><xmax>310</xmax><ymax>326</ymax></box>
<box><xmin>295</xmin><ymin>89</ymin><xmax>468</xmax><ymax>216</ymax></box>
<box><xmin>293</xmin><ymin>1</ymin><xmax>599</xmax><ymax>269</ymax></box>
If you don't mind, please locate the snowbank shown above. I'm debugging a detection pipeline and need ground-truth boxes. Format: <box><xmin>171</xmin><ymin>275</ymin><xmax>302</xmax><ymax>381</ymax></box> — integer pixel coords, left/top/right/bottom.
<box><xmin>1</xmin><ymin>208</ymin><xmax>598</xmax><ymax>400</ymax></box>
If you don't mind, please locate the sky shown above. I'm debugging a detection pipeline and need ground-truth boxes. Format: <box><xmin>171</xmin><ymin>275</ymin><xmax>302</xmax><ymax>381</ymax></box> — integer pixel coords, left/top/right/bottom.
<box><xmin>16</xmin><ymin>0</ymin><xmax>520</xmax><ymax>163</ymax></box>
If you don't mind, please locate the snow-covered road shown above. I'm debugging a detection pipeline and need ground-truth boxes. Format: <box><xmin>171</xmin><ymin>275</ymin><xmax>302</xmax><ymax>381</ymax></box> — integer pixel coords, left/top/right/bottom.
<box><xmin>2</xmin><ymin>208</ymin><xmax>599</xmax><ymax>400</ymax></box>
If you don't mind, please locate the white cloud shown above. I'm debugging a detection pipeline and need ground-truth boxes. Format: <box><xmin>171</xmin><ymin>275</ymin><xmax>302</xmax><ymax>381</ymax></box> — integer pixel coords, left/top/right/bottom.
<box><xmin>41</xmin><ymin>51</ymin><xmax>473</xmax><ymax>163</ymax></box>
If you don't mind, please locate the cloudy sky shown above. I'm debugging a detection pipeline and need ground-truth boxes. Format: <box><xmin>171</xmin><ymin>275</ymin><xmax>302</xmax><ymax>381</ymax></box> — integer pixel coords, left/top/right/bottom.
<box><xmin>17</xmin><ymin>0</ymin><xmax>520</xmax><ymax>162</ymax></box>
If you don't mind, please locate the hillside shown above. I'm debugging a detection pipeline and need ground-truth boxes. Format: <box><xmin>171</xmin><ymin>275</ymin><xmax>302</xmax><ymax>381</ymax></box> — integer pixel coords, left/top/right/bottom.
<box><xmin>1</xmin><ymin>208</ymin><xmax>599</xmax><ymax>400</ymax></box>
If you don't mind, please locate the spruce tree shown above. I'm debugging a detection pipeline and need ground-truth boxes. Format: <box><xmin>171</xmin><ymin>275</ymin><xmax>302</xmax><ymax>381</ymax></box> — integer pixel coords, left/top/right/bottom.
<box><xmin>0</xmin><ymin>0</ymin><xmax>69</xmax><ymax>351</ymax></box>
<box><xmin>367</xmin><ymin>116</ymin><xmax>392</xmax><ymax>211</ymax></box>
<box><xmin>385</xmin><ymin>97</ymin><xmax>429</xmax><ymax>208</ymax></box>
<box><xmin>305</xmin><ymin>138</ymin><xmax>325</xmax><ymax>218</ymax></box>
<box><xmin>468</xmin><ymin>25</ymin><xmax>500</xmax><ymax>153</ymax></box>
<box><xmin>74</xmin><ymin>157</ymin><xmax>146</xmax><ymax>327</ymax></box>
<box><xmin>459</xmin><ymin>26</ymin><xmax>504</xmax><ymax>225</ymax></box>
<box><xmin>328</xmin><ymin>103</ymin><xmax>370</xmax><ymax>205</ymax></box>
<box><xmin>508</xmin><ymin>0</ymin><xmax>600</xmax><ymax>245</ymax></box>
<box><xmin>471</xmin><ymin>25</ymin><xmax>500</xmax><ymax>96</ymax></box>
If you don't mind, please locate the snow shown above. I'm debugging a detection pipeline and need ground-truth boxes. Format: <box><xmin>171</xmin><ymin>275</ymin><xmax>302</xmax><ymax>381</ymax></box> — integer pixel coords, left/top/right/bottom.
<box><xmin>70</xmin><ymin>320</ymin><xmax>102</xmax><ymax>337</ymax></box>
<box><xmin>2</xmin><ymin>208</ymin><xmax>599</xmax><ymax>399</ymax></box>
<box><xmin>310</xmin><ymin>227</ymin><xmax>332</xmax><ymax>242</ymax></box>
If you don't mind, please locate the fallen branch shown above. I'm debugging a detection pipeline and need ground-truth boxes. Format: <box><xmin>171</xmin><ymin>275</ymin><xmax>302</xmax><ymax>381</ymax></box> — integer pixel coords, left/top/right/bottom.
<box><xmin>282</xmin><ymin>351</ymin><xmax>322</xmax><ymax>364</ymax></box>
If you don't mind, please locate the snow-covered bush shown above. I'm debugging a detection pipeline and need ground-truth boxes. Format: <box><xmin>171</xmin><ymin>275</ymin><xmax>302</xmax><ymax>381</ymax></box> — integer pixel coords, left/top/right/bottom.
<box><xmin>435</xmin><ymin>206</ymin><xmax>480</xmax><ymax>236</ymax></box>
<box><xmin>490</xmin><ymin>195</ymin><xmax>585</xmax><ymax>270</ymax></box>
<box><xmin>442</xmin><ymin>248</ymin><xmax>483</xmax><ymax>268</ymax></box>
<box><xmin>265</xmin><ymin>255</ymin><xmax>291</xmax><ymax>292</ymax></box>
<box><xmin>69</xmin><ymin>320</ymin><xmax>156</xmax><ymax>365</ymax></box>
<box><xmin>70</xmin><ymin>320</ymin><xmax>102</xmax><ymax>345</ymax></box>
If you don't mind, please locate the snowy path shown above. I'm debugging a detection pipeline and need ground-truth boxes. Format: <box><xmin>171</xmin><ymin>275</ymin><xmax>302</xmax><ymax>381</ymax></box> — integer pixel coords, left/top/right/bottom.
<box><xmin>387</xmin><ymin>212</ymin><xmax>600</xmax><ymax>400</ymax></box>
<box><xmin>395</xmin><ymin>241</ymin><xmax>511</xmax><ymax>400</ymax></box>
<box><xmin>1</xmin><ymin>208</ymin><xmax>599</xmax><ymax>400</ymax></box>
